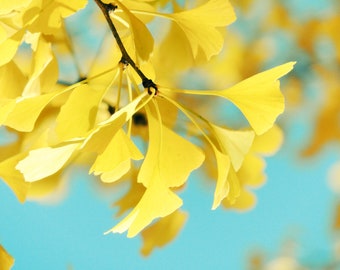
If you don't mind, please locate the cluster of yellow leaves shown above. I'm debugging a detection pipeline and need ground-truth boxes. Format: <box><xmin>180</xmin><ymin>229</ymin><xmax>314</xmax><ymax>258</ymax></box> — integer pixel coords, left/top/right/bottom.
<box><xmin>0</xmin><ymin>0</ymin><xmax>294</xmax><ymax>256</ymax></box>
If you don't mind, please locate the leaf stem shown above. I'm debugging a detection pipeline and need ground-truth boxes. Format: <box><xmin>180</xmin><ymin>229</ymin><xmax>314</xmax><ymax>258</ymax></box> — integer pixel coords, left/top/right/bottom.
<box><xmin>93</xmin><ymin>0</ymin><xmax>158</xmax><ymax>95</ymax></box>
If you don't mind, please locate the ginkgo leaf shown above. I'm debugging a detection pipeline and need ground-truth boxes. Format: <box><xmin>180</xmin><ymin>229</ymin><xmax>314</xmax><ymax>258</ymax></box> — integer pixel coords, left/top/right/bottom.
<box><xmin>0</xmin><ymin>0</ymin><xmax>31</xmax><ymax>15</ymax></box>
<box><xmin>0</xmin><ymin>245</ymin><xmax>14</xmax><ymax>270</ymax></box>
<box><xmin>211</xmin><ymin>146</ymin><xmax>231</xmax><ymax>210</ymax></box>
<box><xmin>22</xmin><ymin>33</ymin><xmax>57</xmax><ymax>97</ymax></box>
<box><xmin>222</xmin><ymin>188</ymin><xmax>256</xmax><ymax>211</ymax></box>
<box><xmin>140</xmin><ymin>210</ymin><xmax>187</xmax><ymax>256</ymax></box>
<box><xmin>82</xmin><ymin>92</ymin><xmax>149</xmax><ymax>152</ymax></box>
<box><xmin>56</xmin><ymin>84</ymin><xmax>107</xmax><ymax>141</ymax></box>
<box><xmin>251</xmin><ymin>124</ymin><xmax>284</xmax><ymax>155</ymax></box>
<box><xmin>26</xmin><ymin>171</ymin><xmax>66</xmax><ymax>202</ymax></box>
<box><xmin>225</xmin><ymin>166</ymin><xmax>241</xmax><ymax>204</ymax></box>
<box><xmin>16</xmin><ymin>142</ymin><xmax>81</xmax><ymax>182</ymax></box>
<box><xmin>2</xmin><ymin>89</ymin><xmax>66</xmax><ymax>132</ymax></box>
<box><xmin>0</xmin><ymin>99</ymin><xmax>16</xmax><ymax>125</ymax></box>
<box><xmin>212</xmin><ymin>62</ymin><xmax>295</xmax><ymax>135</ymax></box>
<box><xmin>237</xmin><ymin>154</ymin><xmax>266</xmax><ymax>188</ymax></box>
<box><xmin>115</xmin><ymin>0</ymin><xmax>154</xmax><ymax>61</ymax></box>
<box><xmin>168</xmin><ymin>0</ymin><xmax>236</xmax><ymax>59</ymax></box>
<box><xmin>28</xmin><ymin>0</ymin><xmax>88</xmax><ymax>35</ymax></box>
<box><xmin>90</xmin><ymin>129</ymin><xmax>143</xmax><ymax>183</ymax></box>
<box><xmin>138</xmin><ymin>108</ymin><xmax>205</xmax><ymax>188</ymax></box>
<box><xmin>0</xmin><ymin>152</ymin><xmax>31</xmax><ymax>203</ymax></box>
<box><xmin>106</xmin><ymin>172</ymin><xmax>182</xmax><ymax>238</ymax></box>
<box><xmin>0</xmin><ymin>29</ymin><xmax>25</xmax><ymax>66</ymax></box>
<box><xmin>0</xmin><ymin>61</ymin><xmax>26</xmax><ymax>99</ymax></box>
<box><xmin>210</xmin><ymin>124</ymin><xmax>255</xmax><ymax>171</ymax></box>
<box><xmin>114</xmin><ymin>176</ymin><xmax>146</xmax><ymax>217</ymax></box>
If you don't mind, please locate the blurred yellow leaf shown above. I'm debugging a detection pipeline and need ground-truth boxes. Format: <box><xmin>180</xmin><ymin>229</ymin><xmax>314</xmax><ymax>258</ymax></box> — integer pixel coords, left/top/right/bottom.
<box><xmin>0</xmin><ymin>152</ymin><xmax>30</xmax><ymax>202</ymax></box>
<box><xmin>140</xmin><ymin>210</ymin><xmax>187</xmax><ymax>256</ymax></box>
<box><xmin>0</xmin><ymin>245</ymin><xmax>14</xmax><ymax>270</ymax></box>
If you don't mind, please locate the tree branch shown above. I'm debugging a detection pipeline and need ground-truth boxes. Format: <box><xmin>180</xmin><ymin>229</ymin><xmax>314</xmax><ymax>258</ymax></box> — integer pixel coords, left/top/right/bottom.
<box><xmin>93</xmin><ymin>0</ymin><xmax>157</xmax><ymax>95</ymax></box>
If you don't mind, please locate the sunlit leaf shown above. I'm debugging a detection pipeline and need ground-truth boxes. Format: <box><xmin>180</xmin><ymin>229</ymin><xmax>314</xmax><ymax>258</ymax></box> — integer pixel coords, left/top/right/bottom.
<box><xmin>0</xmin><ymin>152</ymin><xmax>30</xmax><ymax>202</ymax></box>
<box><xmin>115</xmin><ymin>1</ymin><xmax>154</xmax><ymax>61</ymax></box>
<box><xmin>56</xmin><ymin>84</ymin><xmax>107</xmax><ymax>141</ymax></box>
<box><xmin>211</xmin><ymin>124</ymin><xmax>255</xmax><ymax>171</ymax></box>
<box><xmin>16</xmin><ymin>142</ymin><xmax>80</xmax><ymax>182</ymax></box>
<box><xmin>106</xmin><ymin>174</ymin><xmax>182</xmax><ymax>237</ymax></box>
<box><xmin>167</xmin><ymin>0</ymin><xmax>236</xmax><ymax>59</ymax></box>
<box><xmin>212</xmin><ymin>62</ymin><xmax>295</xmax><ymax>135</ymax></box>
<box><xmin>211</xmin><ymin>146</ymin><xmax>231</xmax><ymax>210</ymax></box>
<box><xmin>90</xmin><ymin>129</ymin><xmax>143</xmax><ymax>183</ymax></box>
<box><xmin>138</xmin><ymin>108</ymin><xmax>205</xmax><ymax>188</ymax></box>
<box><xmin>2</xmin><ymin>89</ymin><xmax>66</xmax><ymax>132</ymax></box>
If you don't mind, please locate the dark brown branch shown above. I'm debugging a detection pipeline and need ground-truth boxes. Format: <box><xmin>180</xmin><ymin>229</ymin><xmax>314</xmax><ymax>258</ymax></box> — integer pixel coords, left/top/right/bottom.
<box><xmin>93</xmin><ymin>0</ymin><xmax>158</xmax><ymax>95</ymax></box>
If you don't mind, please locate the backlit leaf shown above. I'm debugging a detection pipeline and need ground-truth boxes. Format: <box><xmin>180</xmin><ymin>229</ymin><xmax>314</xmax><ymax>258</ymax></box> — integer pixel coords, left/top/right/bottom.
<box><xmin>212</xmin><ymin>62</ymin><xmax>295</xmax><ymax>135</ymax></box>
<box><xmin>16</xmin><ymin>142</ymin><xmax>80</xmax><ymax>182</ymax></box>
<box><xmin>106</xmin><ymin>173</ymin><xmax>182</xmax><ymax>237</ymax></box>
<box><xmin>90</xmin><ymin>129</ymin><xmax>143</xmax><ymax>183</ymax></box>
<box><xmin>138</xmin><ymin>108</ymin><xmax>205</xmax><ymax>188</ymax></box>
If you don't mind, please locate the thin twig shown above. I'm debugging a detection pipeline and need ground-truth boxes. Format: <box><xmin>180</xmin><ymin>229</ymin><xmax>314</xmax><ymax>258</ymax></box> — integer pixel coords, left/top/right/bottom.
<box><xmin>93</xmin><ymin>0</ymin><xmax>158</xmax><ymax>94</ymax></box>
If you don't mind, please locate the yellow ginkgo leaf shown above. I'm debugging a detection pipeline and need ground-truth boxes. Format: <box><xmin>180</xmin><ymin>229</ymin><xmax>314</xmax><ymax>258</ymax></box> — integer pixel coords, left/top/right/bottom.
<box><xmin>168</xmin><ymin>0</ymin><xmax>236</xmax><ymax>59</ymax></box>
<box><xmin>90</xmin><ymin>129</ymin><xmax>143</xmax><ymax>183</ymax></box>
<box><xmin>138</xmin><ymin>108</ymin><xmax>205</xmax><ymax>188</ymax></box>
<box><xmin>0</xmin><ymin>29</ymin><xmax>25</xmax><ymax>66</ymax></box>
<box><xmin>210</xmin><ymin>124</ymin><xmax>255</xmax><ymax>171</ymax></box>
<box><xmin>225</xmin><ymin>166</ymin><xmax>241</xmax><ymax>205</ymax></box>
<box><xmin>2</xmin><ymin>89</ymin><xmax>67</xmax><ymax>132</ymax></box>
<box><xmin>140</xmin><ymin>210</ymin><xmax>187</xmax><ymax>256</ymax></box>
<box><xmin>0</xmin><ymin>0</ymin><xmax>31</xmax><ymax>15</ymax></box>
<box><xmin>251</xmin><ymin>124</ymin><xmax>284</xmax><ymax>155</ymax></box>
<box><xmin>0</xmin><ymin>245</ymin><xmax>14</xmax><ymax>270</ymax></box>
<box><xmin>0</xmin><ymin>61</ymin><xmax>26</xmax><ymax>99</ymax></box>
<box><xmin>28</xmin><ymin>0</ymin><xmax>88</xmax><ymax>35</ymax></box>
<box><xmin>82</xmin><ymin>92</ymin><xmax>148</xmax><ymax>153</ymax></box>
<box><xmin>26</xmin><ymin>171</ymin><xmax>66</xmax><ymax>202</ymax></box>
<box><xmin>212</xmin><ymin>62</ymin><xmax>295</xmax><ymax>135</ymax></box>
<box><xmin>0</xmin><ymin>99</ymin><xmax>16</xmax><ymax>125</ymax></box>
<box><xmin>222</xmin><ymin>188</ymin><xmax>256</xmax><ymax>211</ymax></box>
<box><xmin>106</xmin><ymin>172</ymin><xmax>182</xmax><ymax>238</ymax></box>
<box><xmin>211</xmin><ymin>146</ymin><xmax>231</xmax><ymax>210</ymax></box>
<box><xmin>0</xmin><ymin>152</ymin><xmax>30</xmax><ymax>203</ymax></box>
<box><xmin>237</xmin><ymin>154</ymin><xmax>266</xmax><ymax>188</ymax></box>
<box><xmin>56</xmin><ymin>84</ymin><xmax>107</xmax><ymax>141</ymax></box>
<box><xmin>22</xmin><ymin>33</ymin><xmax>57</xmax><ymax>97</ymax></box>
<box><xmin>115</xmin><ymin>0</ymin><xmax>154</xmax><ymax>61</ymax></box>
<box><xmin>16</xmin><ymin>142</ymin><xmax>81</xmax><ymax>182</ymax></box>
<box><xmin>114</xmin><ymin>176</ymin><xmax>146</xmax><ymax>217</ymax></box>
